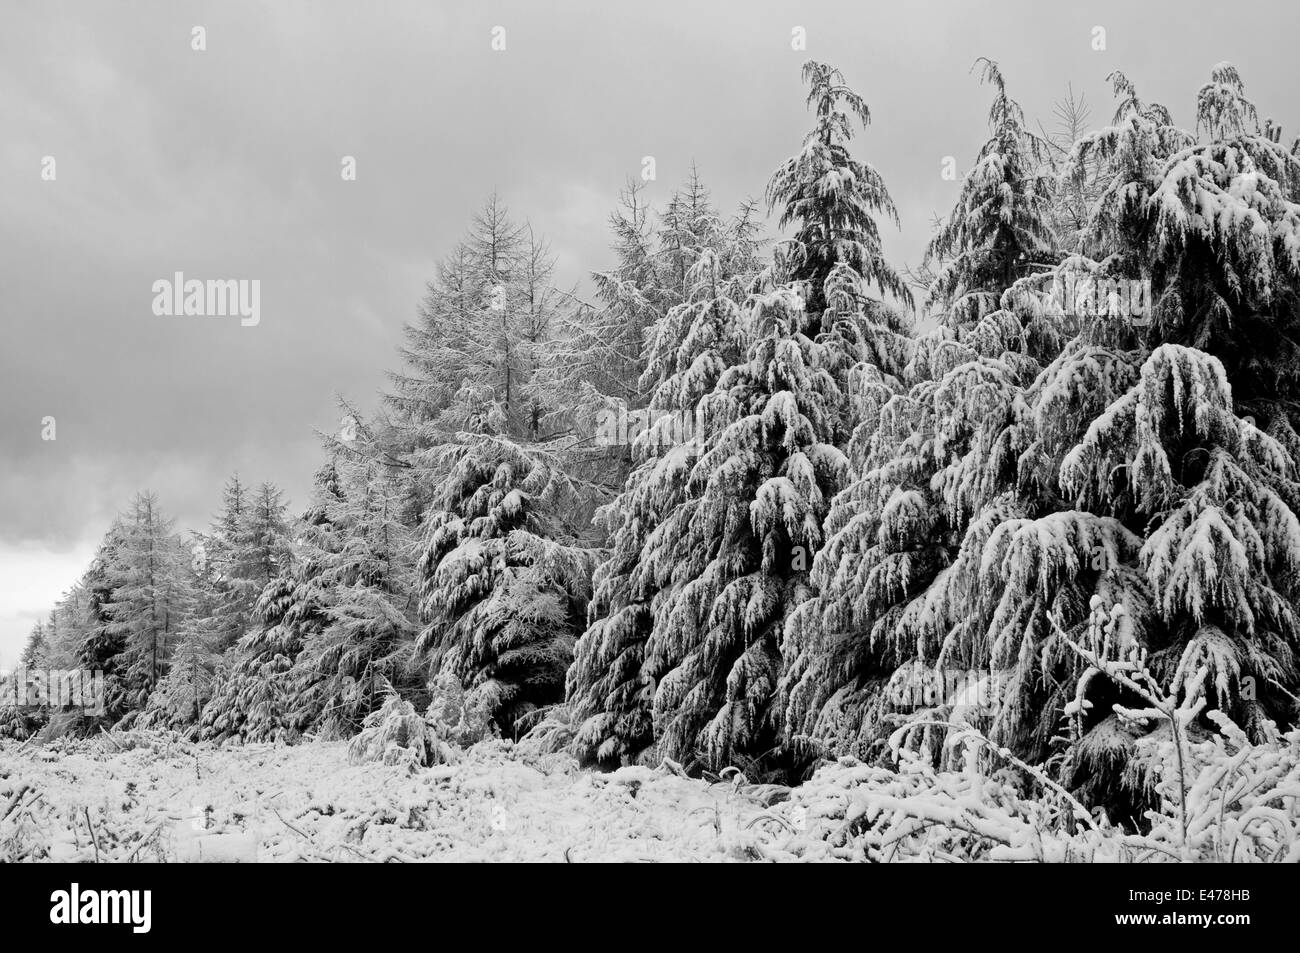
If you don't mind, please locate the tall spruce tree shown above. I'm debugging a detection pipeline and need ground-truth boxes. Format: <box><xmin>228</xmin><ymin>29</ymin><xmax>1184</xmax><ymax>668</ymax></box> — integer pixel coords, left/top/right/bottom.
<box><xmin>571</xmin><ymin>61</ymin><xmax>910</xmax><ymax>775</ymax></box>
<box><xmin>780</xmin><ymin>60</ymin><xmax>1062</xmax><ymax>760</ymax></box>
<box><xmin>20</xmin><ymin>621</ymin><xmax>49</xmax><ymax>668</ymax></box>
<box><xmin>568</xmin><ymin>237</ymin><xmax>760</xmax><ymax>767</ymax></box>
<box><xmin>1027</xmin><ymin>65</ymin><xmax>1300</xmax><ymax>806</ymax></box>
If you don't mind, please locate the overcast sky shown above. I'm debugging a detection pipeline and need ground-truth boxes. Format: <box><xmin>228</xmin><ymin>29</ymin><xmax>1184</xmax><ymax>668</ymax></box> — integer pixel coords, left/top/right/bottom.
<box><xmin>2</xmin><ymin>0</ymin><xmax>1297</xmax><ymax>669</ymax></box>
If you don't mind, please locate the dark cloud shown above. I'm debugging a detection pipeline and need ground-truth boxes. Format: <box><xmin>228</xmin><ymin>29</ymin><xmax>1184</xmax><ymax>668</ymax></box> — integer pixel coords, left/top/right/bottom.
<box><xmin>2</xmin><ymin>0</ymin><xmax>1296</xmax><ymax>665</ymax></box>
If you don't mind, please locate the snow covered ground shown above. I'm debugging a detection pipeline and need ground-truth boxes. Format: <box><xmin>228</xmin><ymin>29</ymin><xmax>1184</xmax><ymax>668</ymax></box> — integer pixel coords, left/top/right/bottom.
<box><xmin>0</xmin><ymin>734</ymin><xmax>822</xmax><ymax>862</ymax></box>
<box><xmin>6</xmin><ymin>721</ymin><xmax>1297</xmax><ymax>863</ymax></box>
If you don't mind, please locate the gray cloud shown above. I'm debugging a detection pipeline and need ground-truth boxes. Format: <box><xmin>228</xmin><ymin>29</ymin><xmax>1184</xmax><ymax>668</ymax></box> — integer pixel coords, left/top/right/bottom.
<box><xmin>1</xmin><ymin>0</ymin><xmax>1297</xmax><ymax>665</ymax></box>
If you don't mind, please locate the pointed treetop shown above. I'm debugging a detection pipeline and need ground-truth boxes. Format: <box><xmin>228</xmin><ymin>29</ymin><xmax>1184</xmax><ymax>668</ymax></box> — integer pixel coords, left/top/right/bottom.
<box><xmin>1197</xmin><ymin>62</ymin><xmax>1260</xmax><ymax>140</ymax></box>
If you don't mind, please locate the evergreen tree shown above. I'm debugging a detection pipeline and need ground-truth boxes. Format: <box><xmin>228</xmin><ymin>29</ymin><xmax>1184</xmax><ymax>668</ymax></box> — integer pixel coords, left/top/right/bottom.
<box><xmin>201</xmin><ymin>461</ymin><xmax>345</xmax><ymax>741</ymax></box>
<box><xmin>20</xmin><ymin>620</ymin><xmax>49</xmax><ymax>668</ymax></box>
<box><xmin>100</xmin><ymin>492</ymin><xmax>191</xmax><ymax>714</ymax></box>
<box><xmin>802</xmin><ymin>65</ymin><xmax>1300</xmax><ymax>822</ymax></box>
<box><xmin>551</xmin><ymin>179</ymin><xmax>664</xmax><ymax>415</ymax></box>
<box><xmin>1026</xmin><ymin>66</ymin><xmax>1300</xmax><ymax>800</ymax></box>
<box><xmin>568</xmin><ymin>233</ymin><xmax>760</xmax><ymax>767</ymax></box>
<box><xmin>553</xmin><ymin>172</ymin><xmax>762</xmax><ymax>442</ymax></box>
<box><xmin>202</xmin><ymin>475</ymin><xmax>291</xmax><ymax>653</ymax></box>
<box><xmin>780</xmin><ymin>60</ymin><xmax>1062</xmax><ymax>759</ymax></box>
<box><xmin>388</xmin><ymin>194</ymin><xmax>569</xmax><ymax>447</ymax></box>
<box><xmin>571</xmin><ymin>61</ymin><xmax>909</xmax><ymax>774</ymax></box>
<box><xmin>765</xmin><ymin>61</ymin><xmax>911</xmax><ymax>316</ymax></box>
<box><xmin>926</xmin><ymin>59</ymin><xmax>1057</xmax><ymax>326</ymax></box>
<box><xmin>43</xmin><ymin>587</ymin><xmax>90</xmax><ymax>670</ymax></box>
<box><xmin>417</xmin><ymin>436</ymin><xmax>595</xmax><ymax>735</ymax></box>
<box><xmin>295</xmin><ymin>454</ymin><xmax>421</xmax><ymax>737</ymax></box>
<box><xmin>78</xmin><ymin>522</ymin><xmax>131</xmax><ymax>723</ymax></box>
<box><xmin>388</xmin><ymin>241</ymin><xmax>483</xmax><ymax>446</ymax></box>
<box><xmin>140</xmin><ymin>611</ymin><xmax>221</xmax><ymax>731</ymax></box>
<box><xmin>206</xmin><ymin>474</ymin><xmax>253</xmax><ymax>650</ymax></box>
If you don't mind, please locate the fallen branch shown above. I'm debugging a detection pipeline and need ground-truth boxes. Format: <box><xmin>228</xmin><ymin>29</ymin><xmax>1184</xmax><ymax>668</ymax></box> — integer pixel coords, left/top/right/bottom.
<box><xmin>1</xmin><ymin>785</ymin><xmax>31</xmax><ymax>823</ymax></box>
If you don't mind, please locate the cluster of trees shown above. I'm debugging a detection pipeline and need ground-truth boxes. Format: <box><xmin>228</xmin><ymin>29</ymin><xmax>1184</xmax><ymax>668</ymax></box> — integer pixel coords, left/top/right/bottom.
<box><xmin>8</xmin><ymin>59</ymin><xmax>1300</xmax><ymax>824</ymax></box>
<box><xmin>5</xmin><ymin>478</ymin><xmax>291</xmax><ymax>736</ymax></box>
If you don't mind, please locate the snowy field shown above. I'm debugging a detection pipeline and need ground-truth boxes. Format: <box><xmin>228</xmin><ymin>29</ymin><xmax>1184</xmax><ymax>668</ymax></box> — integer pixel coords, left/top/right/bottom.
<box><xmin>7</xmin><ymin>724</ymin><xmax>1297</xmax><ymax>863</ymax></box>
<box><xmin>1</xmin><ymin>734</ymin><xmax>820</xmax><ymax>863</ymax></box>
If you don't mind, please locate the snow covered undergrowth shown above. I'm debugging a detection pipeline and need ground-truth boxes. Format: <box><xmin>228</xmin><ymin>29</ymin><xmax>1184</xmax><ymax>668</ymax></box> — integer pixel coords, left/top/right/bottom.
<box><xmin>0</xmin><ymin>734</ymin><xmax>800</xmax><ymax>862</ymax></box>
<box><xmin>5</xmin><ymin>719</ymin><xmax>1298</xmax><ymax>862</ymax></box>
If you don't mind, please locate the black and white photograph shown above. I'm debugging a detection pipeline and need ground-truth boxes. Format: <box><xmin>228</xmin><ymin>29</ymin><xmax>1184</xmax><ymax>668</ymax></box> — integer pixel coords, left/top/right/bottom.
<box><xmin>0</xmin><ymin>0</ymin><xmax>1295</xmax><ymax>928</ymax></box>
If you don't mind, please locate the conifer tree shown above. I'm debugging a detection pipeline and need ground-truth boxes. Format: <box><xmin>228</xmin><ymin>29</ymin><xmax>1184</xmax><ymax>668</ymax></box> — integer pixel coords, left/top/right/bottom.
<box><xmin>77</xmin><ymin>523</ymin><xmax>132</xmax><ymax>723</ymax></box>
<box><xmin>780</xmin><ymin>60</ymin><xmax>1063</xmax><ymax>759</ymax></box>
<box><xmin>765</xmin><ymin>61</ymin><xmax>911</xmax><ymax>316</ymax></box>
<box><xmin>296</xmin><ymin>455</ymin><xmax>421</xmax><ymax>737</ymax></box>
<box><xmin>140</xmin><ymin>609</ymin><xmax>221</xmax><ymax>731</ymax></box>
<box><xmin>926</xmin><ymin>59</ymin><xmax>1057</xmax><ymax>326</ymax></box>
<box><xmin>572</xmin><ymin>61</ymin><xmax>909</xmax><ymax>774</ymax></box>
<box><xmin>201</xmin><ymin>461</ymin><xmax>345</xmax><ymax>741</ymax></box>
<box><xmin>568</xmin><ymin>235</ymin><xmax>760</xmax><ymax>767</ymax></box>
<box><xmin>1030</xmin><ymin>65</ymin><xmax>1300</xmax><ymax>782</ymax></box>
<box><xmin>812</xmin><ymin>66</ymin><xmax>1300</xmax><ymax>814</ymax></box>
<box><xmin>206</xmin><ymin>474</ymin><xmax>252</xmax><ymax>650</ymax></box>
<box><xmin>388</xmin><ymin>194</ymin><xmax>569</xmax><ymax>448</ymax></box>
<box><xmin>20</xmin><ymin>621</ymin><xmax>49</xmax><ymax>668</ymax></box>
<box><xmin>201</xmin><ymin>475</ymin><xmax>291</xmax><ymax>653</ymax></box>
<box><xmin>100</xmin><ymin>492</ymin><xmax>191</xmax><ymax>714</ymax></box>
<box><xmin>417</xmin><ymin>436</ymin><xmax>595</xmax><ymax>735</ymax></box>
<box><xmin>388</xmin><ymin>242</ymin><xmax>482</xmax><ymax>446</ymax></box>
<box><xmin>552</xmin><ymin>179</ymin><xmax>664</xmax><ymax>415</ymax></box>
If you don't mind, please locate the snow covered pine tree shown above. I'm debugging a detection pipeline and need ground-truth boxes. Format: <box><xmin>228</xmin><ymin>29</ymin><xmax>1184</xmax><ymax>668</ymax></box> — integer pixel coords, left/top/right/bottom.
<box><xmin>570</xmin><ymin>62</ymin><xmax>912</xmax><ymax>777</ymax></box>
<box><xmin>567</xmin><ymin>178</ymin><xmax>763</xmax><ymax>767</ymax></box>
<box><xmin>781</xmin><ymin>59</ymin><xmax>1061</xmax><ymax>763</ymax></box>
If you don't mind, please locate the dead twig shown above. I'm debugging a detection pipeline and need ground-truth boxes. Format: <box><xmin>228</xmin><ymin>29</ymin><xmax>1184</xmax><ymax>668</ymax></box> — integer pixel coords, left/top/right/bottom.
<box><xmin>125</xmin><ymin>821</ymin><xmax>168</xmax><ymax>863</ymax></box>
<box><xmin>84</xmin><ymin>807</ymin><xmax>101</xmax><ymax>862</ymax></box>
<box><xmin>271</xmin><ymin>807</ymin><xmax>309</xmax><ymax>840</ymax></box>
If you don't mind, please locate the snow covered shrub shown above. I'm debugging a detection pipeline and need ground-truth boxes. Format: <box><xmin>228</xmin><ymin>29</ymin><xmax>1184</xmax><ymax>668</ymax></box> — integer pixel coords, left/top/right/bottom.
<box><xmin>785</xmin><ymin>598</ymin><xmax>1300</xmax><ymax>862</ymax></box>
<box><xmin>1138</xmin><ymin>713</ymin><xmax>1300</xmax><ymax>862</ymax></box>
<box><xmin>515</xmin><ymin>702</ymin><xmax>578</xmax><ymax>757</ymax></box>
<box><xmin>0</xmin><ymin>703</ymin><xmax>39</xmax><ymax>741</ymax></box>
<box><xmin>346</xmin><ymin>690</ymin><xmax>444</xmax><ymax>768</ymax></box>
<box><xmin>767</xmin><ymin>737</ymin><xmax>1111</xmax><ymax>862</ymax></box>
<box><xmin>425</xmin><ymin>673</ymin><xmax>495</xmax><ymax>747</ymax></box>
<box><xmin>767</xmin><ymin>690</ymin><xmax>1300</xmax><ymax>863</ymax></box>
<box><xmin>1058</xmin><ymin>602</ymin><xmax>1300</xmax><ymax>859</ymax></box>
